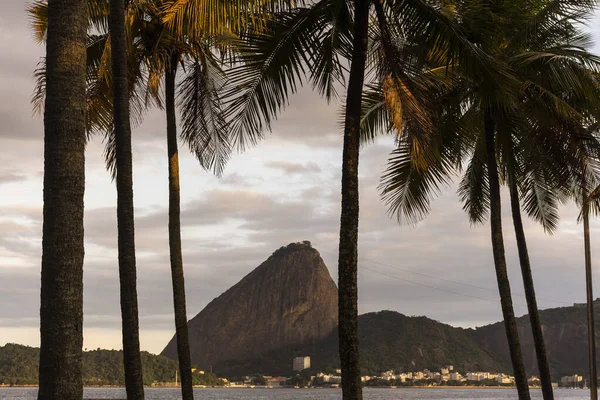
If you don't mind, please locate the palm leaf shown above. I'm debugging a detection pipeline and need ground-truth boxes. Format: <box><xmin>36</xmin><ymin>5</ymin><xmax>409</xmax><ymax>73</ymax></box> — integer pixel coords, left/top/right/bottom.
<box><xmin>178</xmin><ymin>49</ymin><xmax>231</xmax><ymax>175</ymax></box>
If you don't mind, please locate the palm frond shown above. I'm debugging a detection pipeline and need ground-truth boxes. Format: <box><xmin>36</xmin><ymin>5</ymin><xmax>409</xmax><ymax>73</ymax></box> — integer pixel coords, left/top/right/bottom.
<box><xmin>31</xmin><ymin>59</ymin><xmax>46</xmax><ymax>115</ymax></box>
<box><xmin>510</xmin><ymin>0</ymin><xmax>598</xmax><ymax>49</ymax></box>
<box><xmin>223</xmin><ymin>1</ymin><xmax>338</xmax><ymax>149</ymax></box>
<box><xmin>390</xmin><ymin>0</ymin><xmax>518</xmax><ymax>106</ymax></box>
<box><xmin>458</xmin><ymin>137</ymin><xmax>489</xmax><ymax>225</ymax></box>
<box><xmin>520</xmin><ymin>170</ymin><xmax>562</xmax><ymax>233</ymax></box>
<box><xmin>178</xmin><ymin>50</ymin><xmax>231</xmax><ymax>176</ymax></box>
<box><xmin>308</xmin><ymin>0</ymin><xmax>352</xmax><ymax>101</ymax></box>
<box><xmin>103</xmin><ymin>129</ymin><xmax>117</xmax><ymax>180</ymax></box>
<box><xmin>380</xmin><ymin>133</ymin><xmax>456</xmax><ymax>225</ymax></box>
<box><xmin>26</xmin><ymin>1</ymin><xmax>47</xmax><ymax>43</ymax></box>
<box><xmin>360</xmin><ymin>84</ymin><xmax>390</xmax><ymax>143</ymax></box>
<box><xmin>161</xmin><ymin>0</ymin><xmax>296</xmax><ymax>39</ymax></box>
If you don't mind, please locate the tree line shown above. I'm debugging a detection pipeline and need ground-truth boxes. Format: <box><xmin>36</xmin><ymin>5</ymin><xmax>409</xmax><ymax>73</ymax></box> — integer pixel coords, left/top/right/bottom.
<box><xmin>0</xmin><ymin>344</ymin><xmax>180</xmax><ymax>386</ymax></box>
<box><xmin>30</xmin><ymin>0</ymin><xmax>600</xmax><ymax>400</ymax></box>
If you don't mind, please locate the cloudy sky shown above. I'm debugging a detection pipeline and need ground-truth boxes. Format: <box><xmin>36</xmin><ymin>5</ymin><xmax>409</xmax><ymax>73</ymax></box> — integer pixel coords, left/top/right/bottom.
<box><xmin>2</xmin><ymin>2</ymin><xmax>600</xmax><ymax>355</ymax></box>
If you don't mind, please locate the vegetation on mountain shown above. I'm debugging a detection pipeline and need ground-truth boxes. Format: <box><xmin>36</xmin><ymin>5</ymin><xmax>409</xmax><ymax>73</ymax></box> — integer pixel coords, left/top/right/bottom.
<box><xmin>0</xmin><ymin>344</ymin><xmax>179</xmax><ymax>386</ymax></box>
<box><xmin>201</xmin><ymin>304</ymin><xmax>600</xmax><ymax>379</ymax></box>
<box><xmin>471</xmin><ymin>300</ymin><xmax>600</xmax><ymax>380</ymax></box>
<box><xmin>212</xmin><ymin>310</ymin><xmax>507</xmax><ymax>377</ymax></box>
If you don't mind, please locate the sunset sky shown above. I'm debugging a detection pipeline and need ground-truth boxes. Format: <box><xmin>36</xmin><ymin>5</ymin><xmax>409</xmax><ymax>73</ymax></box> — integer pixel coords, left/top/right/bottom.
<box><xmin>1</xmin><ymin>2</ymin><xmax>600</xmax><ymax>354</ymax></box>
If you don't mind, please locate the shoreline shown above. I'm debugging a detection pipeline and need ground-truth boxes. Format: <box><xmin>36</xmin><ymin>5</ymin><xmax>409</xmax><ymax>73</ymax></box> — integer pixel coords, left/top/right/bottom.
<box><xmin>1</xmin><ymin>385</ymin><xmax>548</xmax><ymax>390</ymax></box>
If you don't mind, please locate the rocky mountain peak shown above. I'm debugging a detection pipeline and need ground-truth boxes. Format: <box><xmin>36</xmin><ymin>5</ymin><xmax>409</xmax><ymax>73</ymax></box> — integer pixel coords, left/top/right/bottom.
<box><xmin>161</xmin><ymin>241</ymin><xmax>338</xmax><ymax>371</ymax></box>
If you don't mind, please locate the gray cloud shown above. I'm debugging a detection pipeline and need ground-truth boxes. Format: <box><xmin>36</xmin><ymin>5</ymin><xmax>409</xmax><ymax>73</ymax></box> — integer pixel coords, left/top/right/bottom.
<box><xmin>264</xmin><ymin>160</ymin><xmax>322</xmax><ymax>174</ymax></box>
<box><xmin>0</xmin><ymin>172</ymin><xmax>28</xmax><ymax>185</ymax></box>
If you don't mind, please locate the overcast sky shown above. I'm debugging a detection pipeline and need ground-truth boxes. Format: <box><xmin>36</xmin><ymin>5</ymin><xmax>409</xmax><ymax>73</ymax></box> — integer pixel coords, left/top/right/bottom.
<box><xmin>1</xmin><ymin>2</ymin><xmax>600</xmax><ymax>355</ymax></box>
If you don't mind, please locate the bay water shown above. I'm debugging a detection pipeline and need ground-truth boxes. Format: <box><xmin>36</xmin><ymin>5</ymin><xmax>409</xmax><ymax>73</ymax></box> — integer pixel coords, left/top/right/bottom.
<box><xmin>0</xmin><ymin>388</ymin><xmax>591</xmax><ymax>400</ymax></box>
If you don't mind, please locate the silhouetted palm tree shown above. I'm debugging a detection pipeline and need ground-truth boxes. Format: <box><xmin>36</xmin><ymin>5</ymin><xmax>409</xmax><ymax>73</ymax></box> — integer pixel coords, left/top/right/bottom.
<box><xmin>35</xmin><ymin>0</ymin><xmax>87</xmax><ymax>399</ymax></box>
<box><xmin>109</xmin><ymin>0</ymin><xmax>145</xmax><ymax>398</ymax></box>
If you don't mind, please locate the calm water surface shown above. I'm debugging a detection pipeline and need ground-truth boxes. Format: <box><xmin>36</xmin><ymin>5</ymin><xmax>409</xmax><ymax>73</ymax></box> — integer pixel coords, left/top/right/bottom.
<box><xmin>0</xmin><ymin>388</ymin><xmax>592</xmax><ymax>400</ymax></box>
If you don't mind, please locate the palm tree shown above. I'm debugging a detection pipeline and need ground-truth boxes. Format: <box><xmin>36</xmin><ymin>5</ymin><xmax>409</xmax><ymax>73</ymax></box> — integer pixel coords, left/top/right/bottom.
<box><xmin>576</xmin><ymin>176</ymin><xmax>600</xmax><ymax>399</ymax></box>
<box><xmin>109</xmin><ymin>0</ymin><xmax>145</xmax><ymax>398</ymax></box>
<box><xmin>336</xmin><ymin>1</ymin><xmax>370</xmax><ymax>397</ymax></box>
<box><xmin>136</xmin><ymin>8</ymin><xmax>230</xmax><ymax>398</ymax></box>
<box><xmin>378</xmin><ymin>2</ymin><xmax>600</xmax><ymax>399</ymax></box>
<box><xmin>583</xmin><ymin>196</ymin><xmax>597</xmax><ymax>399</ymax></box>
<box><xmin>36</xmin><ymin>0</ymin><xmax>87</xmax><ymax>398</ymax></box>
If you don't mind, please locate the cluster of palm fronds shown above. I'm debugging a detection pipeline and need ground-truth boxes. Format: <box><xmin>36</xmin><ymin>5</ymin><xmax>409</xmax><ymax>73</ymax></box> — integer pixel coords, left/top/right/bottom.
<box><xmin>29</xmin><ymin>0</ymin><xmax>237</xmax><ymax>176</ymax></box>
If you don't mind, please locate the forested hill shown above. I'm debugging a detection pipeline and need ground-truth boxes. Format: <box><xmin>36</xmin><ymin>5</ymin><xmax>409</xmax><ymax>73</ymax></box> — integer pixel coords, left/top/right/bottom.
<box><xmin>213</xmin><ymin>310</ymin><xmax>508</xmax><ymax>376</ymax></box>
<box><xmin>0</xmin><ymin>343</ymin><xmax>178</xmax><ymax>385</ymax></box>
<box><xmin>471</xmin><ymin>300</ymin><xmax>600</xmax><ymax>378</ymax></box>
<box><xmin>207</xmin><ymin>305</ymin><xmax>600</xmax><ymax>378</ymax></box>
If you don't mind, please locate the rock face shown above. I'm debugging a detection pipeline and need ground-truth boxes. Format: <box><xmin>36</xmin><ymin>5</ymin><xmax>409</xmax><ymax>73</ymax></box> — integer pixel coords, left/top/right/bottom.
<box><xmin>160</xmin><ymin>241</ymin><xmax>338</xmax><ymax>371</ymax></box>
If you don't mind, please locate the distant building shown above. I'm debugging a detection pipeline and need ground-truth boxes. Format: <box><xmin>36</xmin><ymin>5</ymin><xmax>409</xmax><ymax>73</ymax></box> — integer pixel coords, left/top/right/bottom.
<box><xmin>496</xmin><ymin>375</ymin><xmax>514</xmax><ymax>384</ymax></box>
<box><xmin>265</xmin><ymin>376</ymin><xmax>287</xmax><ymax>387</ymax></box>
<box><xmin>449</xmin><ymin>372</ymin><xmax>462</xmax><ymax>381</ymax></box>
<box><xmin>561</xmin><ymin>375</ymin><xmax>583</xmax><ymax>385</ymax></box>
<box><xmin>293</xmin><ymin>356</ymin><xmax>311</xmax><ymax>371</ymax></box>
<box><xmin>467</xmin><ymin>372</ymin><xmax>489</xmax><ymax>381</ymax></box>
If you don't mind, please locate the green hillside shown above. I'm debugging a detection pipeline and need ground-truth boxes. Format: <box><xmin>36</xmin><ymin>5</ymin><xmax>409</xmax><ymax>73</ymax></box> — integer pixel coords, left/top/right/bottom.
<box><xmin>471</xmin><ymin>300</ymin><xmax>600</xmax><ymax>378</ymax></box>
<box><xmin>0</xmin><ymin>343</ymin><xmax>179</xmax><ymax>386</ymax></box>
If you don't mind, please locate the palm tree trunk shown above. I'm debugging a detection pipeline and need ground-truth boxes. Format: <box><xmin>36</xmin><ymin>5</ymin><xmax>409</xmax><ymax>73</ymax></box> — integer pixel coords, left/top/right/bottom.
<box><xmin>165</xmin><ymin>54</ymin><xmax>195</xmax><ymax>400</ymax></box>
<box><xmin>483</xmin><ymin>110</ymin><xmax>530</xmax><ymax>400</ymax></box>
<box><xmin>337</xmin><ymin>0</ymin><xmax>369</xmax><ymax>399</ymax></box>
<box><xmin>37</xmin><ymin>1</ymin><xmax>87</xmax><ymax>399</ymax></box>
<box><xmin>508</xmin><ymin>176</ymin><xmax>554</xmax><ymax>400</ymax></box>
<box><xmin>109</xmin><ymin>1</ymin><xmax>145</xmax><ymax>399</ymax></box>
<box><xmin>583</xmin><ymin>202</ymin><xmax>598</xmax><ymax>399</ymax></box>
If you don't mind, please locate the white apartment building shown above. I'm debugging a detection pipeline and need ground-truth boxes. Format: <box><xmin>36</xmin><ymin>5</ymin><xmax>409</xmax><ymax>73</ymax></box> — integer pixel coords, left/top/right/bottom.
<box><xmin>467</xmin><ymin>372</ymin><xmax>490</xmax><ymax>381</ymax></box>
<box><xmin>293</xmin><ymin>356</ymin><xmax>310</xmax><ymax>371</ymax></box>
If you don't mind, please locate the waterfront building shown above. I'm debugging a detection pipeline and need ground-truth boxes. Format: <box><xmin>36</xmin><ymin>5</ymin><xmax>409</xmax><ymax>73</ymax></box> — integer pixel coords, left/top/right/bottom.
<box><xmin>560</xmin><ymin>374</ymin><xmax>583</xmax><ymax>385</ymax></box>
<box><xmin>449</xmin><ymin>372</ymin><xmax>462</xmax><ymax>381</ymax></box>
<box><xmin>293</xmin><ymin>356</ymin><xmax>310</xmax><ymax>371</ymax></box>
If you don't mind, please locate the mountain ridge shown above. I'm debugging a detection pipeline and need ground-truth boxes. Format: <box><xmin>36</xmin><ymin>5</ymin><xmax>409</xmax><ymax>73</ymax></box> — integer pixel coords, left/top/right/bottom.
<box><xmin>160</xmin><ymin>242</ymin><xmax>598</xmax><ymax>379</ymax></box>
<box><xmin>3</xmin><ymin>304</ymin><xmax>598</xmax><ymax>381</ymax></box>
